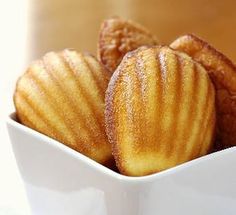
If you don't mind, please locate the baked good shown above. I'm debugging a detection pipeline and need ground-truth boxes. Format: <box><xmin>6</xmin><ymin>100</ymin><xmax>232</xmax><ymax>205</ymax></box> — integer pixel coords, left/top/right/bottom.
<box><xmin>105</xmin><ymin>46</ymin><xmax>216</xmax><ymax>176</ymax></box>
<box><xmin>14</xmin><ymin>49</ymin><xmax>113</xmax><ymax>165</ymax></box>
<box><xmin>98</xmin><ymin>17</ymin><xmax>157</xmax><ymax>73</ymax></box>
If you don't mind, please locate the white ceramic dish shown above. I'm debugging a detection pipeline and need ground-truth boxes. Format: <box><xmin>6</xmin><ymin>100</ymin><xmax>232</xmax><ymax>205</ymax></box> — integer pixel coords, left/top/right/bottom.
<box><xmin>7</xmin><ymin>113</ymin><xmax>236</xmax><ymax>215</ymax></box>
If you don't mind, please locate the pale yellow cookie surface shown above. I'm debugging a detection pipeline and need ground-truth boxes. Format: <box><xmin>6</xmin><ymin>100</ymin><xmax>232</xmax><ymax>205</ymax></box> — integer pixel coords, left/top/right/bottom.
<box><xmin>105</xmin><ymin>46</ymin><xmax>215</xmax><ymax>176</ymax></box>
<box><xmin>14</xmin><ymin>49</ymin><xmax>113</xmax><ymax>165</ymax></box>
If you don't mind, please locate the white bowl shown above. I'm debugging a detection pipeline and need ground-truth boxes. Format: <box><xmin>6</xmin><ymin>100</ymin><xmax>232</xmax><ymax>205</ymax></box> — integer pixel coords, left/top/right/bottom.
<box><xmin>7</xmin><ymin>113</ymin><xmax>236</xmax><ymax>215</ymax></box>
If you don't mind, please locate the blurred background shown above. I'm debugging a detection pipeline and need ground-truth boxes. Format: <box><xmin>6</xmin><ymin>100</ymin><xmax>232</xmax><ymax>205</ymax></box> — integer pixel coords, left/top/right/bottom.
<box><xmin>31</xmin><ymin>0</ymin><xmax>236</xmax><ymax>61</ymax></box>
<box><xmin>1</xmin><ymin>0</ymin><xmax>236</xmax><ymax>214</ymax></box>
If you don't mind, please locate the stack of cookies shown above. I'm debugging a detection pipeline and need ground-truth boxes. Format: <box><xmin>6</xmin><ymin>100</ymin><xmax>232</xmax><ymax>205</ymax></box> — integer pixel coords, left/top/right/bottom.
<box><xmin>14</xmin><ymin>17</ymin><xmax>236</xmax><ymax>176</ymax></box>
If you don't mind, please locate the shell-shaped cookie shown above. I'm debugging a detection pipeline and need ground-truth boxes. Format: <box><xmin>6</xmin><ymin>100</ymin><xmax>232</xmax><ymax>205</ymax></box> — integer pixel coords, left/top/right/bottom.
<box><xmin>98</xmin><ymin>17</ymin><xmax>157</xmax><ymax>74</ymax></box>
<box><xmin>14</xmin><ymin>49</ymin><xmax>112</xmax><ymax>165</ymax></box>
<box><xmin>105</xmin><ymin>46</ymin><xmax>216</xmax><ymax>176</ymax></box>
<box><xmin>171</xmin><ymin>34</ymin><xmax>236</xmax><ymax>148</ymax></box>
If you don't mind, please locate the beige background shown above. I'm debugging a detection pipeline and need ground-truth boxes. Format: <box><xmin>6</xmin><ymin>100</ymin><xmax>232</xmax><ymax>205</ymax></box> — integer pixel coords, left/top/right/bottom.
<box><xmin>31</xmin><ymin>0</ymin><xmax>236</xmax><ymax>62</ymax></box>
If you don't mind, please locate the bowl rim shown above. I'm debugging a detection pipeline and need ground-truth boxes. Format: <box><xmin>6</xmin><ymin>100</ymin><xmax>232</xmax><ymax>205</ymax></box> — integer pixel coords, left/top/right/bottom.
<box><xmin>7</xmin><ymin>112</ymin><xmax>236</xmax><ymax>184</ymax></box>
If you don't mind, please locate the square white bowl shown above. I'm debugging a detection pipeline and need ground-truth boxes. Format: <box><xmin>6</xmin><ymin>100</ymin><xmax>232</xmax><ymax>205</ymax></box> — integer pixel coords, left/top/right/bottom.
<box><xmin>7</xmin><ymin>113</ymin><xmax>236</xmax><ymax>215</ymax></box>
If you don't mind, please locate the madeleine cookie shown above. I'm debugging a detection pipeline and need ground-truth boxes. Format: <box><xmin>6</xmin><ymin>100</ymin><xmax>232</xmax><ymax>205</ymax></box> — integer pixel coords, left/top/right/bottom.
<box><xmin>14</xmin><ymin>49</ymin><xmax>113</xmax><ymax>165</ymax></box>
<box><xmin>98</xmin><ymin>17</ymin><xmax>157</xmax><ymax>73</ymax></box>
<box><xmin>105</xmin><ymin>46</ymin><xmax>216</xmax><ymax>176</ymax></box>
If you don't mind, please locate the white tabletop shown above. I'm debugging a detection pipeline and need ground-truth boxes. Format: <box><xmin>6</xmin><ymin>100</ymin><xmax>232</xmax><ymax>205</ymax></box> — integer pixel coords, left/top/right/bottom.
<box><xmin>0</xmin><ymin>0</ymin><xmax>31</xmax><ymax>214</ymax></box>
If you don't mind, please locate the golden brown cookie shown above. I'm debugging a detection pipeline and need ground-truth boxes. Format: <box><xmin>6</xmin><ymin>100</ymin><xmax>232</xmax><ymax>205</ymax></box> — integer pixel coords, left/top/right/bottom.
<box><xmin>171</xmin><ymin>34</ymin><xmax>236</xmax><ymax>148</ymax></box>
<box><xmin>105</xmin><ymin>46</ymin><xmax>216</xmax><ymax>176</ymax></box>
<box><xmin>98</xmin><ymin>17</ymin><xmax>157</xmax><ymax>74</ymax></box>
<box><xmin>14</xmin><ymin>49</ymin><xmax>113</xmax><ymax>165</ymax></box>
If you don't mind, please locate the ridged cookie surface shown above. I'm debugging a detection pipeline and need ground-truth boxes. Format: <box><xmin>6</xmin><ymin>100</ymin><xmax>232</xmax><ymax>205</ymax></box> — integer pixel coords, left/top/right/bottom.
<box><xmin>98</xmin><ymin>17</ymin><xmax>157</xmax><ymax>73</ymax></box>
<box><xmin>171</xmin><ymin>34</ymin><xmax>236</xmax><ymax>148</ymax></box>
<box><xmin>14</xmin><ymin>49</ymin><xmax>112</xmax><ymax>165</ymax></box>
<box><xmin>105</xmin><ymin>46</ymin><xmax>216</xmax><ymax>176</ymax></box>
